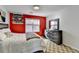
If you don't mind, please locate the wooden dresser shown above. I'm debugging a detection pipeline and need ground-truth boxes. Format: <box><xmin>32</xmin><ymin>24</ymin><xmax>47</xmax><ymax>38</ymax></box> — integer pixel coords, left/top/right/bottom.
<box><xmin>47</xmin><ymin>30</ymin><xmax>62</xmax><ymax>45</ymax></box>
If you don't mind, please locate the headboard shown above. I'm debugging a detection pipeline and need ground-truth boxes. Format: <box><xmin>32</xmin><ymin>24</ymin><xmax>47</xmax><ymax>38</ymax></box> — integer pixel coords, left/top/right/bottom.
<box><xmin>0</xmin><ymin>23</ymin><xmax>8</xmax><ymax>29</ymax></box>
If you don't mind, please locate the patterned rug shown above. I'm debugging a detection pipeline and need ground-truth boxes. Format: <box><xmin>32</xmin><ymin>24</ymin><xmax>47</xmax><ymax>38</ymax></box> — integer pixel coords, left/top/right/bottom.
<box><xmin>43</xmin><ymin>39</ymin><xmax>79</xmax><ymax>53</ymax></box>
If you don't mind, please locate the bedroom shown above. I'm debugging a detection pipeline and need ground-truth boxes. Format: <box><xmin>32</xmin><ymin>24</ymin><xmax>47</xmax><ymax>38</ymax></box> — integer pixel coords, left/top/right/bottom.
<box><xmin>0</xmin><ymin>5</ymin><xmax>79</xmax><ymax>53</ymax></box>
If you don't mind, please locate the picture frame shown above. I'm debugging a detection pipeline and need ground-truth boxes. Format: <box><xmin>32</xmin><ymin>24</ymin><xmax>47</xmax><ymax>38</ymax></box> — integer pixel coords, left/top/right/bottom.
<box><xmin>12</xmin><ymin>14</ymin><xmax>23</xmax><ymax>24</ymax></box>
<box><xmin>49</xmin><ymin>18</ymin><xmax>59</xmax><ymax>30</ymax></box>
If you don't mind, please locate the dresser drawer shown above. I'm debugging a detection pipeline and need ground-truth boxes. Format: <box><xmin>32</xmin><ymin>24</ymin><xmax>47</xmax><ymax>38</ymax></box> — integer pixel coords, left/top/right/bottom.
<box><xmin>47</xmin><ymin>30</ymin><xmax>62</xmax><ymax>45</ymax></box>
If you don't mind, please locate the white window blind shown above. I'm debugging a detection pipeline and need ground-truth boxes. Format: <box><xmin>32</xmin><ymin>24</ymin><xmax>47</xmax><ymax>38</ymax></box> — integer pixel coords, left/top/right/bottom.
<box><xmin>25</xmin><ymin>18</ymin><xmax>40</xmax><ymax>33</ymax></box>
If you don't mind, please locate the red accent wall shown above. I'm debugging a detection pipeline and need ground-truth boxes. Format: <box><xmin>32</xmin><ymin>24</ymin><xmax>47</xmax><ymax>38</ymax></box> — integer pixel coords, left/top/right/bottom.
<box><xmin>10</xmin><ymin>13</ymin><xmax>25</xmax><ymax>33</ymax></box>
<box><xmin>10</xmin><ymin>13</ymin><xmax>46</xmax><ymax>36</ymax></box>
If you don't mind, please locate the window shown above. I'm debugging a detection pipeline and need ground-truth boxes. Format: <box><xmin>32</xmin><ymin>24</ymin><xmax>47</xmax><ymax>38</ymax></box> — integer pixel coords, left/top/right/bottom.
<box><xmin>25</xmin><ymin>18</ymin><xmax>40</xmax><ymax>32</ymax></box>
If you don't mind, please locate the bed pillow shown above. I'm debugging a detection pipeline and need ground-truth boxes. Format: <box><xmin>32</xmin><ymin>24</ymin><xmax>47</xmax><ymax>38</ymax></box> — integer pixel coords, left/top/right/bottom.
<box><xmin>4</xmin><ymin>32</ymin><xmax>13</xmax><ymax>38</ymax></box>
<box><xmin>1</xmin><ymin>29</ymin><xmax>13</xmax><ymax>38</ymax></box>
<box><xmin>2</xmin><ymin>28</ymin><xmax>11</xmax><ymax>32</ymax></box>
<box><xmin>0</xmin><ymin>31</ymin><xmax>6</xmax><ymax>40</ymax></box>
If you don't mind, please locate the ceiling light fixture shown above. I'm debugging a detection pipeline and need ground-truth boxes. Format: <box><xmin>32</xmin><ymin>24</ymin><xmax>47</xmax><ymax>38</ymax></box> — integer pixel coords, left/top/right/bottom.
<box><xmin>33</xmin><ymin>5</ymin><xmax>40</xmax><ymax>11</ymax></box>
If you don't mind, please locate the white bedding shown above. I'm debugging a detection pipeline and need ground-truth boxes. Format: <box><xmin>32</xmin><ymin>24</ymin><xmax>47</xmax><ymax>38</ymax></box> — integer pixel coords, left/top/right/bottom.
<box><xmin>2</xmin><ymin>37</ymin><xmax>45</xmax><ymax>53</ymax></box>
<box><xmin>1</xmin><ymin>33</ymin><xmax>26</xmax><ymax>53</ymax></box>
<box><xmin>0</xmin><ymin>29</ymin><xmax>46</xmax><ymax>53</ymax></box>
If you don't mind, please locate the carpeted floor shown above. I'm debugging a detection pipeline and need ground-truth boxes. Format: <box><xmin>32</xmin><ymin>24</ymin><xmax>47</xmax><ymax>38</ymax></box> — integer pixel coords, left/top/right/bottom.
<box><xmin>0</xmin><ymin>38</ymin><xmax>79</xmax><ymax>53</ymax></box>
<box><xmin>44</xmin><ymin>39</ymin><xmax>79</xmax><ymax>53</ymax></box>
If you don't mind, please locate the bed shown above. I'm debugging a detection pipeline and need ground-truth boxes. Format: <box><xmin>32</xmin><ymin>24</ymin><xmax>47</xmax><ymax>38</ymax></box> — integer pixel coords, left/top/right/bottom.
<box><xmin>0</xmin><ymin>29</ymin><xmax>46</xmax><ymax>53</ymax></box>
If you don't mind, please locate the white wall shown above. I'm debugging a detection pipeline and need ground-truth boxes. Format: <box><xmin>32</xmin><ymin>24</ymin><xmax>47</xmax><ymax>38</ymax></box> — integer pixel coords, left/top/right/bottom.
<box><xmin>48</xmin><ymin>6</ymin><xmax>79</xmax><ymax>50</ymax></box>
<box><xmin>46</xmin><ymin>12</ymin><xmax>56</xmax><ymax>29</ymax></box>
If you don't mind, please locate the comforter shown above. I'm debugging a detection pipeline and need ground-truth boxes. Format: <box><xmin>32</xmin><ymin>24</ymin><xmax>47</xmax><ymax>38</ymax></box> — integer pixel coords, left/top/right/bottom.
<box><xmin>1</xmin><ymin>33</ymin><xmax>46</xmax><ymax>53</ymax></box>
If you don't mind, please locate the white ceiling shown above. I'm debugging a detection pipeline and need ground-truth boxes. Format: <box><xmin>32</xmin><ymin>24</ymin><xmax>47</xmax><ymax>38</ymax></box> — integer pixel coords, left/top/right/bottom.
<box><xmin>3</xmin><ymin>5</ymin><xmax>70</xmax><ymax>16</ymax></box>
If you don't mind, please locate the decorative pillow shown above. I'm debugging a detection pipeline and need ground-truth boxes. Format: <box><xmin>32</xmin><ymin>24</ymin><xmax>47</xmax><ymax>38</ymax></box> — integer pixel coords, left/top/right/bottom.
<box><xmin>0</xmin><ymin>31</ymin><xmax>6</xmax><ymax>40</ymax></box>
<box><xmin>4</xmin><ymin>32</ymin><xmax>13</xmax><ymax>38</ymax></box>
<box><xmin>0</xmin><ymin>29</ymin><xmax>13</xmax><ymax>38</ymax></box>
